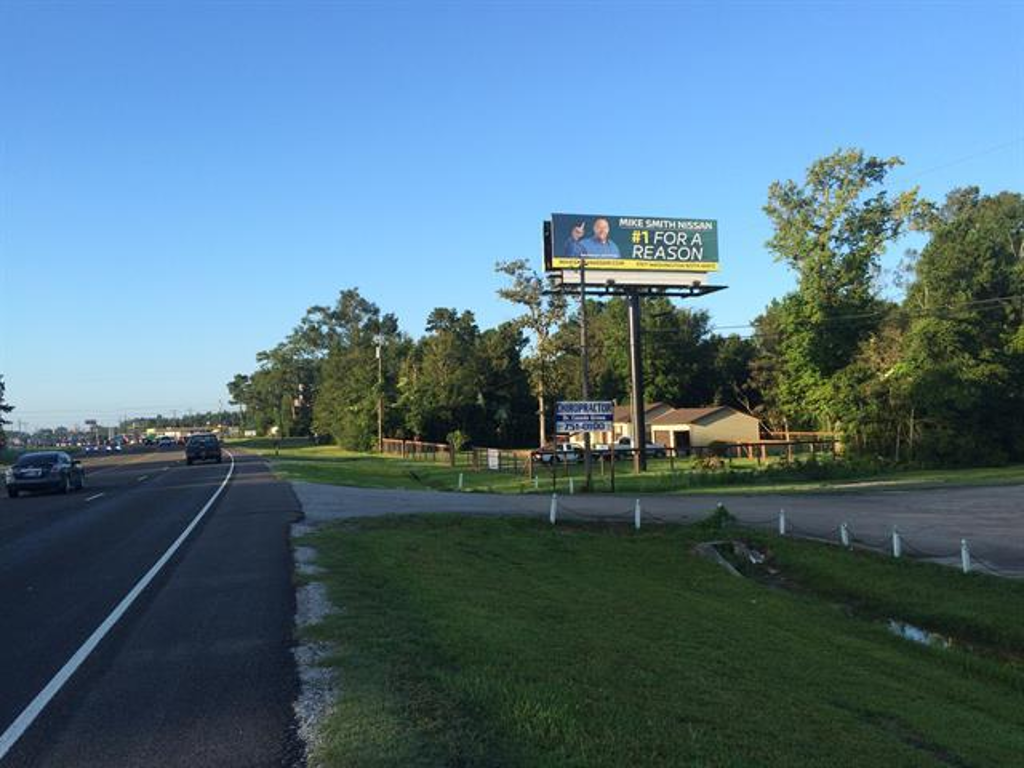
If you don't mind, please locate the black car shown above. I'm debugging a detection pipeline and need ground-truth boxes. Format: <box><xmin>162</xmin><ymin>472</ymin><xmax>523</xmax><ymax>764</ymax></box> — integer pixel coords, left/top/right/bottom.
<box><xmin>185</xmin><ymin>434</ymin><xmax>222</xmax><ymax>465</ymax></box>
<box><xmin>5</xmin><ymin>451</ymin><xmax>85</xmax><ymax>497</ymax></box>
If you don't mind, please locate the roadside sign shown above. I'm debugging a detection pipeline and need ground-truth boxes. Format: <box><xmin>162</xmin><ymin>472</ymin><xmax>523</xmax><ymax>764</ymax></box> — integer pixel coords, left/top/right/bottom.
<box><xmin>486</xmin><ymin>448</ymin><xmax>500</xmax><ymax>470</ymax></box>
<box><xmin>548</xmin><ymin>214</ymin><xmax>719</xmax><ymax>273</ymax></box>
<box><xmin>555</xmin><ymin>401</ymin><xmax>614</xmax><ymax>434</ymax></box>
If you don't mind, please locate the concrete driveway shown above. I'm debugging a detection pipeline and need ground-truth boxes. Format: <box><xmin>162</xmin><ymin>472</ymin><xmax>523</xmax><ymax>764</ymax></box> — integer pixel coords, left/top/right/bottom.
<box><xmin>292</xmin><ymin>481</ymin><xmax>1024</xmax><ymax>576</ymax></box>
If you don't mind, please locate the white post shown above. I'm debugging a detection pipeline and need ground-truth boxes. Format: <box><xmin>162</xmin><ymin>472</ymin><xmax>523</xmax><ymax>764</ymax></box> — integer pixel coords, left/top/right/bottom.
<box><xmin>840</xmin><ymin>522</ymin><xmax>850</xmax><ymax>549</ymax></box>
<box><xmin>891</xmin><ymin>527</ymin><xmax>902</xmax><ymax>558</ymax></box>
<box><xmin>569</xmin><ymin>477</ymin><xmax>574</xmax><ymax>495</ymax></box>
<box><xmin>534</xmin><ymin>475</ymin><xmax>539</xmax><ymax>490</ymax></box>
<box><xmin>634</xmin><ymin>498</ymin><xmax>641</xmax><ymax>530</ymax></box>
<box><xmin>549</xmin><ymin>493</ymin><xmax>557</xmax><ymax>525</ymax></box>
<box><xmin>778</xmin><ymin>509</ymin><xmax>787</xmax><ymax>536</ymax></box>
<box><xmin>458</xmin><ymin>472</ymin><xmax>464</xmax><ymax>491</ymax></box>
<box><xmin>960</xmin><ymin>538</ymin><xmax>971</xmax><ymax>574</ymax></box>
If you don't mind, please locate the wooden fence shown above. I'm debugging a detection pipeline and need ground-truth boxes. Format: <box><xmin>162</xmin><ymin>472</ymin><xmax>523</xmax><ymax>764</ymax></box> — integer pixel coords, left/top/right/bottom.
<box><xmin>379</xmin><ymin>436</ymin><xmax>839</xmax><ymax>476</ymax></box>
<box><xmin>379</xmin><ymin>438</ymin><xmax>532</xmax><ymax>474</ymax></box>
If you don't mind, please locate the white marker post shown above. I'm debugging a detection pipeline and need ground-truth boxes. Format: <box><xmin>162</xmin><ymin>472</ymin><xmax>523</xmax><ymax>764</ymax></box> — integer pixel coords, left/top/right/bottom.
<box><xmin>778</xmin><ymin>509</ymin><xmax>787</xmax><ymax>536</ymax></box>
<box><xmin>634</xmin><ymin>498</ymin><xmax>642</xmax><ymax>530</ymax></box>
<box><xmin>533</xmin><ymin>475</ymin><xmax>539</xmax><ymax>490</ymax></box>
<box><xmin>569</xmin><ymin>477</ymin><xmax>574</xmax><ymax>495</ymax></box>
<box><xmin>960</xmin><ymin>538</ymin><xmax>971</xmax><ymax>574</ymax></box>
<box><xmin>458</xmin><ymin>472</ymin><xmax>464</xmax><ymax>491</ymax></box>
<box><xmin>840</xmin><ymin>522</ymin><xmax>850</xmax><ymax>549</ymax></box>
<box><xmin>549</xmin><ymin>494</ymin><xmax>558</xmax><ymax>525</ymax></box>
<box><xmin>891</xmin><ymin>527</ymin><xmax>902</xmax><ymax>559</ymax></box>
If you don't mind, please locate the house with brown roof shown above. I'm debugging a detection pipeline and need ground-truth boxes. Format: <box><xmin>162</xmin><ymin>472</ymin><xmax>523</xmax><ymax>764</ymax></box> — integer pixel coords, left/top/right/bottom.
<box><xmin>579</xmin><ymin>402</ymin><xmax>761</xmax><ymax>455</ymax></box>
<box><xmin>648</xmin><ymin>406</ymin><xmax>761</xmax><ymax>454</ymax></box>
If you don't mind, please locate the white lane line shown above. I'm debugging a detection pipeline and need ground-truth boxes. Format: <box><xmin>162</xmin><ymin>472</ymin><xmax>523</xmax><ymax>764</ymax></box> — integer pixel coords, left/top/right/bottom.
<box><xmin>85</xmin><ymin>493</ymin><xmax>105</xmax><ymax>502</ymax></box>
<box><xmin>137</xmin><ymin>475</ymin><xmax>149</xmax><ymax>482</ymax></box>
<box><xmin>0</xmin><ymin>451</ymin><xmax>236</xmax><ymax>759</ymax></box>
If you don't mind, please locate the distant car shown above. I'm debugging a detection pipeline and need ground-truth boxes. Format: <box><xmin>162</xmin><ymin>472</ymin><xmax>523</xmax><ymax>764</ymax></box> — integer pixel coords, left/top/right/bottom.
<box><xmin>185</xmin><ymin>434</ymin><xmax>222</xmax><ymax>465</ymax></box>
<box><xmin>157</xmin><ymin>436</ymin><xmax>175</xmax><ymax>448</ymax></box>
<box><xmin>5</xmin><ymin>451</ymin><xmax>85</xmax><ymax>497</ymax></box>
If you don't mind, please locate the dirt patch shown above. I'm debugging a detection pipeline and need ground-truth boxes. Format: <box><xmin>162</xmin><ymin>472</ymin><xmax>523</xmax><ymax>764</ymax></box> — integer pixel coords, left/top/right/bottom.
<box><xmin>291</xmin><ymin>521</ymin><xmax>341</xmax><ymax>766</ymax></box>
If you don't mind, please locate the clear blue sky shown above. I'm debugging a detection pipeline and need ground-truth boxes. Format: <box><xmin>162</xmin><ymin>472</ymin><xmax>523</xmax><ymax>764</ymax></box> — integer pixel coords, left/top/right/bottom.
<box><xmin>2</xmin><ymin>1</ymin><xmax>1022</xmax><ymax>429</ymax></box>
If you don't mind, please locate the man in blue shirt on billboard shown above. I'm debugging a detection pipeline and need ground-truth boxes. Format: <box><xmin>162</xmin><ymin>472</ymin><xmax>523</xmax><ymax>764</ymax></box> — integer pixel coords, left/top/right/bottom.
<box><xmin>564</xmin><ymin>217</ymin><xmax>622</xmax><ymax>258</ymax></box>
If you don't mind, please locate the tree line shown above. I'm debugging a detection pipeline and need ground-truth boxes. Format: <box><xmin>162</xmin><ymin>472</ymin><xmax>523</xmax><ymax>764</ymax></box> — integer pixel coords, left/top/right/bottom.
<box><xmin>229</xmin><ymin>149</ymin><xmax>1024</xmax><ymax>465</ymax></box>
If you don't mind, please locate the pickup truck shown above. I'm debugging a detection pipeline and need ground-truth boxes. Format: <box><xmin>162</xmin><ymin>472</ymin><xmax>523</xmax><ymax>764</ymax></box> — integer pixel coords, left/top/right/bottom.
<box><xmin>530</xmin><ymin>443</ymin><xmax>582</xmax><ymax>465</ymax></box>
<box><xmin>594</xmin><ymin>436</ymin><xmax>668</xmax><ymax>459</ymax></box>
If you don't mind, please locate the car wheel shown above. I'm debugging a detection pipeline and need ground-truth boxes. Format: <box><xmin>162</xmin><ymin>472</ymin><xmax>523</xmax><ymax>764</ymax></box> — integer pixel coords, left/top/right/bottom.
<box><xmin>61</xmin><ymin>475</ymin><xmax>71</xmax><ymax>494</ymax></box>
<box><xmin>76</xmin><ymin>474</ymin><xmax>85</xmax><ymax>491</ymax></box>
<box><xmin>7</xmin><ymin>488</ymin><xmax>18</xmax><ymax>498</ymax></box>
<box><xmin>216</xmin><ymin>456</ymin><xmax>222</xmax><ymax>464</ymax></box>
<box><xmin>186</xmin><ymin>459</ymin><xmax>193</xmax><ymax>466</ymax></box>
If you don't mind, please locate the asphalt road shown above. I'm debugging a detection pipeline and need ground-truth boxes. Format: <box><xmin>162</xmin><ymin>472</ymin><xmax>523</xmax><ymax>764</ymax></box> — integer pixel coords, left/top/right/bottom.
<box><xmin>0</xmin><ymin>449</ymin><xmax>301</xmax><ymax>767</ymax></box>
<box><xmin>294</xmin><ymin>480</ymin><xmax>1024</xmax><ymax>575</ymax></box>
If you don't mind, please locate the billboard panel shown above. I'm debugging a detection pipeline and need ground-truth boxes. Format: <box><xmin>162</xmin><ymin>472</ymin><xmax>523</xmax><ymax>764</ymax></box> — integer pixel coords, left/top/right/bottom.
<box><xmin>555</xmin><ymin>401</ymin><xmax>614</xmax><ymax>434</ymax></box>
<box><xmin>550</xmin><ymin>214</ymin><xmax>718</xmax><ymax>273</ymax></box>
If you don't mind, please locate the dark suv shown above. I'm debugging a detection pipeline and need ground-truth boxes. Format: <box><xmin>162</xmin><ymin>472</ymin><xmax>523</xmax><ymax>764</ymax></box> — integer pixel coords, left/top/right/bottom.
<box><xmin>185</xmin><ymin>434</ymin><xmax>222</xmax><ymax>465</ymax></box>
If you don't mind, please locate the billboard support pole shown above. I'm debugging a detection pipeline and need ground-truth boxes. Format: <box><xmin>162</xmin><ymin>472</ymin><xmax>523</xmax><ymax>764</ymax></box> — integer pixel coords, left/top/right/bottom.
<box><xmin>579</xmin><ymin>258</ymin><xmax>593</xmax><ymax>492</ymax></box>
<box><xmin>627</xmin><ymin>291</ymin><xmax>647</xmax><ymax>473</ymax></box>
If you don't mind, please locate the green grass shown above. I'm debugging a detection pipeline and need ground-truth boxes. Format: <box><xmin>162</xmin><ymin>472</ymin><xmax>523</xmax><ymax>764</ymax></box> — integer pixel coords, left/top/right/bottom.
<box><xmin>303</xmin><ymin>515</ymin><xmax>1024</xmax><ymax>767</ymax></box>
<box><xmin>230</xmin><ymin>438</ymin><xmax>1024</xmax><ymax>496</ymax></box>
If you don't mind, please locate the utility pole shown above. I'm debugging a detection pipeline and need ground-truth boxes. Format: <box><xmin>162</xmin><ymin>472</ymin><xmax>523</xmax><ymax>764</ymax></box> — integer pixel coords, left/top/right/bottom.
<box><xmin>376</xmin><ymin>335</ymin><xmax>384</xmax><ymax>453</ymax></box>
<box><xmin>578</xmin><ymin>259</ymin><xmax>593</xmax><ymax>491</ymax></box>
<box><xmin>627</xmin><ymin>291</ymin><xmax>647</xmax><ymax>473</ymax></box>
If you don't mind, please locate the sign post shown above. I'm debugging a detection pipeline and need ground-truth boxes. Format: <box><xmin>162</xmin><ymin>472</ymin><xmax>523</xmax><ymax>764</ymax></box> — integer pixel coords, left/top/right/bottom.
<box><xmin>627</xmin><ymin>292</ymin><xmax>646</xmax><ymax>473</ymax></box>
<box><xmin>579</xmin><ymin>256</ymin><xmax>593</xmax><ymax>491</ymax></box>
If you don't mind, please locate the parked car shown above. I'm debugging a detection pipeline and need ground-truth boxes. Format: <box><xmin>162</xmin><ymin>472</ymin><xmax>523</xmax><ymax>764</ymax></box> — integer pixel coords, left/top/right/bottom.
<box><xmin>5</xmin><ymin>451</ymin><xmax>85</xmax><ymax>497</ymax></box>
<box><xmin>530</xmin><ymin>443</ymin><xmax>582</xmax><ymax>465</ymax></box>
<box><xmin>157</xmin><ymin>436</ymin><xmax>175</xmax><ymax>448</ymax></box>
<box><xmin>594</xmin><ymin>436</ymin><xmax>668</xmax><ymax>459</ymax></box>
<box><xmin>185</xmin><ymin>433</ymin><xmax>222</xmax><ymax>465</ymax></box>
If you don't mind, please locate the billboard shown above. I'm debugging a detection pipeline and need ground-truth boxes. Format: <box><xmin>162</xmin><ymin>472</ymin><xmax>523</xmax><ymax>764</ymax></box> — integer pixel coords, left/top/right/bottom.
<box><xmin>549</xmin><ymin>214</ymin><xmax>718</xmax><ymax>273</ymax></box>
<box><xmin>555</xmin><ymin>401</ymin><xmax>614</xmax><ymax>434</ymax></box>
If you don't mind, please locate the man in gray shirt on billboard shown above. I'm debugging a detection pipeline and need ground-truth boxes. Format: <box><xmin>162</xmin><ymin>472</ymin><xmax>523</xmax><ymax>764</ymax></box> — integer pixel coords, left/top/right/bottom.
<box><xmin>564</xmin><ymin>217</ymin><xmax>622</xmax><ymax>257</ymax></box>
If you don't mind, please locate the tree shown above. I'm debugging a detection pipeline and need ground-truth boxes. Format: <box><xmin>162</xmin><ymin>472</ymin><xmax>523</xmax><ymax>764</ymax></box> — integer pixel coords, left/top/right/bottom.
<box><xmin>899</xmin><ymin>189</ymin><xmax>1024</xmax><ymax>463</ymax></box>
<box><xmin>496</xmin><ymin>260</ymin><xmax>567</xmax><ymax>446</ymax></box>
<box><xmin>311</xmin><ymin>291</ymin><xmax>407</xmax><ymax>449</ymax></box>
<box><xmin>477</xmin><ymin>322</ymin><xmax>536</xmax><ymax>446</ymax></box>
<box><xmin>760</xmin><ymin>148</ymin><xmax>925</xmax><ymax>431</ymax></box>
<box><xmin>0</xmin><ymin>375</ymin><xmax>13</xmax><ymax>449</ymax></box>
<box><xmin>550</xmin><ymin>297</ymin><xmax>757</xmax><ymax>415</ymax></box>
<box><xmin>398</xmin><ymin>308</ymin><xmax>485</xmax><ymax>443</ymax></box>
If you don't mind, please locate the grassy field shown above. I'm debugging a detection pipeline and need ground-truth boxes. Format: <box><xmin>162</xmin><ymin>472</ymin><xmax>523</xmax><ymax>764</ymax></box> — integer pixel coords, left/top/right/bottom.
<box><xmin>231</xmin><ymin>438</ymin><xmax>1024</xmax><ymax>496</ymax></box>
<box><xmin>302</xmin><ymin>515</ymin><xmax>1024</xmax><ymax>767</ymax></box>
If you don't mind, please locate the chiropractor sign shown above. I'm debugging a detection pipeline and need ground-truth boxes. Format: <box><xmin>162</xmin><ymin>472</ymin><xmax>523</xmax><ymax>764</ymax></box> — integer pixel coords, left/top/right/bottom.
<box><xmin>549</xmin><ymin>214</ymin><xmax>719</xmax><ymax>272</ymax></box>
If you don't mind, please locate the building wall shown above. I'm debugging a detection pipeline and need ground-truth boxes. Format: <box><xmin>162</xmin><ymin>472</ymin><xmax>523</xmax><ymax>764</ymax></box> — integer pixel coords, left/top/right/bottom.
<box><xmin>688</xmin><ymin>411</ymin><xmax>760</xmax><ymax>447</ymax></box>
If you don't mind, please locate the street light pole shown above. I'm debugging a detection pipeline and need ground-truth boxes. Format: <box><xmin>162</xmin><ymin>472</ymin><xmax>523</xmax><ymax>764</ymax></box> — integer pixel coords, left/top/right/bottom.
<box><xmin>376</xmin><ymin>335</ymin><xmax>384</xmax><ymax>453</ymax></box>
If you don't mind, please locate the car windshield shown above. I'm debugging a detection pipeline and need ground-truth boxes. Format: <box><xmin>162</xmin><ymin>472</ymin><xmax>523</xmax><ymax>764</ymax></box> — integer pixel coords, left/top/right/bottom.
<box><xmin>189</xmin><ymin>436</ymin><xmax>217</xmax><ymax>446</ymax></box>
